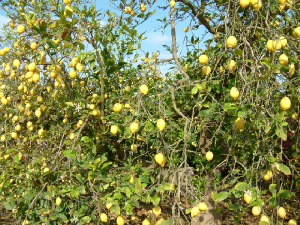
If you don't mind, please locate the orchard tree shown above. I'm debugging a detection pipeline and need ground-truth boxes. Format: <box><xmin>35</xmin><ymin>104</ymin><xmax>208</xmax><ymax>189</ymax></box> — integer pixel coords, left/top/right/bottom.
<box><xmin>0</xmin><ymin>0</ymin><xmax>299</xmax><ymax>224</ymax></box>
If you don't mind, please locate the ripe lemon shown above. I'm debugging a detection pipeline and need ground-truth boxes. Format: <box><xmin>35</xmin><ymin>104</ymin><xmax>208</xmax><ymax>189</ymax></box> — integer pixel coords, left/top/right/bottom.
<box><xmin>111</xmin><ymin>125</ymin><xmax>118</xmax><ymax>135</ymax></box>
<box><xmin>288</xmin><ymin>219</ymin><xmax>297</xmax><ymax>225</ymax></box>
<box><xmin>131</xmin><ymin>144</ymin><xmax>137</xmax><ymax>151</ymax></box>
<box><xmin>230</xmin><ymin>87</ymin><xmax>239</xmax><ymax>100</ymax></box>
<box><xmin>228</xmin><ymin>60</ymin><xmax>237</xmax><ymax>72</ymax></box>
<box><xmin>260</xmin><ymin>215</ymin><xmax>269</xmax><ymax>223</ymax></box>
<box><xmin>184</xmin><ymin>27</ymin><xmax>189</xmax><ymax>32</ymax></box>
<box><xmin>124</xmin><ymin>6</ymin><xmax>132</xmax><ymax>14</ymax></box>
<box><xmin>280</xmin><ymin>96</ymin><xmax>291</xmax><ymax>110</ymax></box>
<box><xmin>289</xmin><ymin>64</ymin><xmax>295</xmax><ymax>77</ymax></box>
<box><xmin>17</xmin><ymin>24</ymin><xmax>25</xmax><ymax>34</ymax></box>
<box><xmin>13</xmin><ymin>59</ymin><xmax>20</xmax><ymax>68</ymax></box>
<box><xmin>199</xmin><ymin>54</ymin><xmax>208</xmax><ymax>64</ymax></box>
<box><xmin>56</xmin><ymin>197</ymin><xmax>62</xmax><ymax>206</ymax></box>
<box><xmin>170</xmin><ymin>0</ymin><xmax>176</xmax><ymax>7</ymax></box>
<box><xmin>278</xmin><ymin>207</ymin><xmax>286</xmax><ymax>218</ymax></box>
<box><xmin>129</xmin><ymin>175</ymin><xmax>134</xmax><ymax>183</ymax></box>
<box><xmin>244</xmin><ymin>192</ymin><xmax>252</xmax><ymax>204</ymax></box>
<box><xmin>153</xmin><ymin>205</ymin><xmax>161</xmax><ymax>217</ymax></box>
<box><xmin>252</xmin><ymin>0</ymin><xmax>262</xmax><ymax>10</ymax></box>
<box><xmin>70</xmin><ymin>133</ymin><xmax>76</xmax><ymax>140</ymax></box>
<box><xmin>279</xmin><ymin>54</ymin><xmax>288</xmax><ymax>66</ymax></box>
<box><xmin>63</xmin><ymin>0</ymin><xmax>72</xmax><ymax>5</ymax></box>
<box><xmin>226</xmin><ymin>36</ymin><xmax>237</xmax><ymax>48</ymax></box>
<box><xmin>142</xmin><ymin>218</ymin><xmax>154</xmax><ymax>225</ymax></box>
<box><xmin>116</xmin><ymin>216</ymin><xmax>125</xmax><ymax>225</ymax></box>
<box><xmin>252</xmin><ymin>206</ymin><xmax>261</xmax><ymax>216</ymax></box>
<box><xmin>76</xmin><ymin>63</ymin><xmax>84</xmax><ymax>72</ymax></box>
<box><xmin>28</xmin><ymin>62</ymin><xmax>36</xmax><ymax>72</ymax></box>
<box><xmin>266</xmin><ymin>40</ymin><xmax>275</xmax><ymax>51</ymax></box>
<box><xmin>198</xmin><ymin>202</ymin><xmax>208</xmax><ymax>211</ymax></box>
<box><xmin>263</xmin><ymin>170</ymin><xmax>272</xmax><ymax>181</ymax></box>
<box><xmin>140</xmin><ymin>84</ymin><xmax>149</xmax><ymax>95</ymax></box>
<box><xmin>11</xmin><ymin>132</ymin><xmax>17</xmax><ymax>139</ymax></box>
<box><xmin>240</xmin><ymin>0</ymin><xmax>250</xmax><ymax>7</ymax></box>
<box><xmin>249</xmin><ymin>0</ymin><xmax>258</xmax><ymax>4</ymax></box>
<box><xmin>69</xmin><ymin>69</ymin><xmax>77</xmax><ymax>79</ymax></box>
<box><xmin>100</xmin><ymin>213</ymin><xmax>108</xmax><ymax>222</ymax></box>
<box><xmin>155</xmin><ymin>153</ymin><xmax>165</xmax><ymax>166</ymax></box>
<box><xmin>10</xmin><ymin>20</ymin><xmax>15</xmax><ymax>29</ymax></box>
<box><xmin>191</xmin><ymin>206</ymin><xmax>200</xmax><ymax>217</ymax></box>
<box><xmin>32</xmin><ymin>73</ymin><xmax>40</xmax><ymax>83</ymax></box>
<box><xmin>279</xmin><ymin>36</ymin><xmax>287</xmax><ymax>47</ymax></box>
<box><xmin>35</xmin><ymin>109</ymin><xmax>41</xmax><ymax>118</ymax></box>
<box><xmin>255</xmin><ymin>31</ymin><xmax>261</xmax><ymax>39</ymax></box>
<box><xmin>202</xmin><ymin>65</ymin><xmax>211</xmax><ymax>75</ymax></box>
<box><xmin>113</xmin><ymin>103</ymin><xmax>123</xmax><ymax>113</ymax></box>
<box><xmin>30</xmin><ymin>42</ymin><xmax>38</xmax><ymax>50</ymax></box>
<box><xmin>130</xmin><ymin>122</ymin><xmax>139</xmax><ymax>133</ymax></box>
<box><xmin>157</xmin><ymin>119</ymin><xmax>166</xmax><ymax>131</ymax></box>
<box><xmin>272</xmin><ymin>39</ymin><xmax>282</xmax><ymax>50</ymax></box>
<box><xmin>235</xmin><ymin>117</ymin><xmax>245</xmax><ymax>131</ymax></box>
<box><xmin>205</xmin><ymin>151</ymin><xmax>213</xmax><ymax>161</ymax></box>
<box><xmin>140</xmin><ymin>3</ymin><xmax>147</xmax><ymax>12</ymax></box>
<box><xmin>1</xmin><ymin>135</ymin><xmax>5</xmax><ymax>142</ymax></box>
<box><xmin>292</xmin><ymin>27</ymin><xmax>300</xmax><ymax>38</ymax></box>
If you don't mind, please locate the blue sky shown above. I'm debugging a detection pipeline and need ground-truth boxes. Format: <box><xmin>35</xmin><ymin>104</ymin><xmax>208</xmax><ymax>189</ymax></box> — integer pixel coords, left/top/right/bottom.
<box><xmin>0</xmin><ymin>1</ymin><xmax>210</xmax><ymax>76</ymax></box>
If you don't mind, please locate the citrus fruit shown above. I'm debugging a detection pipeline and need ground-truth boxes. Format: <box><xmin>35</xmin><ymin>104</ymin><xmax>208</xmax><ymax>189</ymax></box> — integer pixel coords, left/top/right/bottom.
<box><xmin>252</xmin><ymin>206</ymin><xmax>261</xmax><ymax>216</ymax></box>
<box><xmin>288</xmin><ymin>219</ymin><xmax>297</xmax><ymax>225</ymax></box>
<box><xmin>153</xmin><ymin>205</ymin><xmax>161</xmax><ymax>217</ymax></box>
<box><xmin>263</xmin><ymin>170</ymin><xmax>272</xmax><ymax>181</ymax></box>
<box><xmin>244</xmin><ymin>192</ymin><xmax>252</xmax><ymax>204</ymax></box>
<box><xmin>235</xmin><ymin>117</ymin><xmax>245</xmax><ymax>131</ymax></box>
<box><xmin>278</xmin><ymin>207</ymin><xmax>286</xmax><ymax>218</ymax></box>
<box><xmin>280</xmin><ymin>96</ymin><xmax>291</xmax><ymax>110</ymax></box>
<box><xmin>230</xmin><ymin>87</ymin><xmax>239</xmax><ymax>100</ymax></box>
<box><xmin>191</xmin><ymin>206</ymin><xmax>200</xmax><ymax>217</ymax></box>
<box><xmin>111</xmin><ymin>125</ymin><xmax>118</xmax><ymax>135</ymax></box>
<box><xmin>17</xmin><ymin>24</ymin><xmax>25</xmax><ymax>34</ymax></box>
<box><xmin>56</xmin><ymin>197</ymin><xmax>62</xmax><ymax>206</ymax></box>
<box><xmin>205</xmin><ymin>151</ymin><xmax>213</xmax><ymax>161</ymax></box>
<box><xmin>279</xmin><ymin>54</ymin><xmax>288</xmax><ymax>66</ymax></box>
<box><xmin>117</xmin><ymin>216</ymin><xmax>125</xmax><ymax>225</ymax></box>
<box><xmin>140</xmin><ymin>84</ymin><xmax>148</xmax><ymax>95</ymax></box>
<box><xmin>100</xmin><ymin>213</ymin><xmax>108</xmax><ymax>222</ymax></box>
<box><xmin>130</xmin><ymin>122</ymin><xmax>139</xmax><ymax>133</ymax></box>
<box><xmin>199</xmin><ymin>54</ymin><xmax>208</xmax><ymax>64</ymax></box>
<box><xmin>170</xmin><ymin>0</ymin><xmax>176</xmax><ymax>7</ymax></box>
<box><xmin>198</xmin><ymin>202</ymin><xmax>208</xmax><ymax>211</ymax></box>
<box><xmin>157</xmin><ymin>119</ymin><xmax>166</xmax><ymax>131</ymax></box>
<box><xmin>202</xmin><ymin>65</ymin><xmax>211</xmax><ymax>75</ymax></box>
<box><xmin>240</xmin><ymin>0</ymin><xmax>250</xmax><ymax>7</ymax></box>
<box><xmin>226</xmin><ymin>36</ymin><xmax>237</xmax><ymax>48</ymax></box>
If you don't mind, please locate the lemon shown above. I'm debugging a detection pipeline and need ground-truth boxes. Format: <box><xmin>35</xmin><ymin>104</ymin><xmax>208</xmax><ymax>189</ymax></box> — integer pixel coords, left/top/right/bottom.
<box><xmin>140</xmin><ymin>3</ymin><xmax>147</xmax><ymax>12</ymax></box>
<box><xmin>157</xmin><ymin>119</ymin><xmax>166</xmax><ymax>131</ymax></box>
<box><xmin>235</xmin><ymin>117</ymin><xmax>245</xmax><ymax>131</ymax></box>
<box><xmin>191</xmin><ymin>206</ymin><xmax>200</xmax><ymax>217</ymax></box>
<box><xmin>131</xmin><ymin>144</ymin><xmax>137</xmax><ymax>151</ymax></box>
<box><xmin>56</xmin><ymin>197</ymin><xmax>62</xmax><ymax>206</ymax></box>
<box><xmin>32</xmin><ymin>73</ymin><xmax>40</xmax><ymax>83</ymax></box>
<box><xmin>280</xmin><ymin>96</ymin><xmax>291</xmax><ymax>110</ymax></box>
<box><xmin>155</xmin><ymin>153</ymin><xmax>165</xmax><ymax>166</ymax></box>
<box><xmin>130</xmin><ymin>122</ymin><xmax>139</xmax><ymax>133</ymax></box>
<box><xmin>70</xmin><ymin>133</ymin><xmax>76</xmax><ymax>140</ymax></box>
<box><xmin>278</xmin><ymin>0</ymin><xmax>286</xmax><ymax>3</ymax></box>
<box><xmin>252</xmin><ymin>1</ymin><xmax>262</xmax><ymax>10</ymax></box>
<box><xmin>279</xmin><ymin>54</ymin><xmax>288</xmax><ymax>66</ymax></box>
<box><xmin>113</xmin><ymin>103</ymin><xmax>123</xmax><ymax>113</ymax></box>
<box><xmin>10</xmin><ymin>20</ymin><xmax>15</xmax><ymax>29</ymax></box>
<box><xmin>255</xmin><ymin>31</ymin><xmax>261</xmax><ymax>39</ymax></box>
<box><xmin>153</xmin><ymin>205</ymin><xmax>161</xmax><ymax>217</ymax></box>
<box><xmin>35</xmin><ymin>109</ymin><xmax>41</xmax><ymax>118</ymax></box>
<box><xmin>288</xmin><ymin>219</ymin><xmax>297</xmax><ymax>225</ymax></box>
<box><xmin>124</xmin><ymin>6</ymin><xmax>132</xmax><ymax>14</ymax></box>
<box><xmin>266</xmin><ymin>40</ymin><xmax>275</xmax><ymax>51</ymax></box>
<box><xmin>226</xmin><ymin>36</ymin><xmax>237</xmax><ymax>48</ymax></box>
<box><xmin>198</xmin><ymin>202</ymin><xmax>208</xmax><ymax>211</ymax></box>
<box><xmin>240</xmin><ymin>0</ymin><xmax>250</xmax><ymax>7</ymax></box>
<box><xmin>263</xmin><ymin>170</ymin><xmax>272</xmax><ymax>181</ymax></box>
<box><xmin>14</xmin><ymin>59</ymin><xmax>21</xmax><ymax>68</ymax></box>
<box><xmin>252</xmin><ymin>206</ymin><xmax>261</xmax><ymax>216</ymax></box>
<box><xmin>76</xmin><ymin>63</ymin><xmax>84</xmax><ymax>72</ymax></box>
<box><xmin>205</xmin><ymin>151</ymin><xmax>213</xmax><ymax>161</ymax></box>
<box><xmin>249</xmin><ymin>0</ymin><xmax>258</xmax><ymax>4</ymax></box>
<box><xmin>142</xmin><ymin>218</ymin><xmax>154</xmax><ymax>225</ymax></box>
<box><xmin>260</xmin><ymin>215</ymin><xmax>269</xmax><ymax>223</ymax></box>
<box><xmin>140</xmin><ymin>84</ymin><xmax>149</xmax><ymax>95</ymax></box>
<box><xmin>170</xmin><ymin>0</ymin><xmax>176</xmax><ymax>7</ymax></box>
<box><xmin>116</xmin><ymin>216</ymin><xmax>125</xmax><ymax>225</ymax></box>
<box><xmin>279</xmin><ymin>36</ymin><xmax>287</xmax><ymax>47</ymax></box>
<box><xmin>202</xmin><ymin>65</ymin><xmax>211</xmax><ymax>75</ymax></box>
<box><xmin>30</xmin><ymin>42</ymin><xmax>38</xmax><ymax>50</ymax></box>
<box><xmin>184</xmin><ymin>27</ymin><xmax>189</xmax><ymax>32</ymax></box>
<box><xmin>28</xmin><ymin>62</ymin><xmax>36</xmax><ymax>72</ymax></box>
<box><xmin>278</xmin><ymin>207</ymin><xmax>286</xmax><ymax>218</ymax></box>
<box><xmin>17</xmin><ymin>24</ymin><xmax>25</xmax><ymax>34</ymax></box>
<box><xmin>244</xmin><ymin>192</ymin><xmax>252</xmax><ymax>204</ymax></box>
<box><xmin>292</xmin><ymin>27</ymin><xmax>300</xmax><ymax>38</ymax></box>
<box><xmin>272</xmin><ymin>39</ymin><xmax>282</xmax><ymax>50</ymax></box>
<box><xmin>289</xmin><ymin>64</ymin><xmax>295</xmax><ymax>77</ymax></box>
<box><xmin>63</xmin><ymin>0</ymin><xmax>71</xmax><ymax>4</ymax></box>
<box><xmin>111</xmin><ymin>125</ymin><xmax>118</xmax><ymax>135</ymax></box>
<box><xmin>11</xmin><ymin>132</ymin><xmax>17</xmax><ymax>139</ymax></box>
<box><xmin>228</xmin><ymin>60</ymin><xmax>237</xmax><ymax>72</ymax></box>
<box><xmin>106</xmin><ymin>202</ymin><xmax>113</xmax><ymax>210</ymax></box>
<box><xmin>69</xmin><ymin>69</ymin><xmax>77</xmax><ymax>79</ymax></box>
<box><xmin>100</xmin><ymin>213</ymin><xmax>108</xmax><ymax>222</ymax></box>
<box><xmin>1</xmin><ymin>135</ymin><xmax>5</xmax><ymax>142</ymax></box>
<box><xmin>230</xmin><ymin>87</ymin><xmax>239</xmax><ymax>100</ymax></box>
<box><xmin>199</xmin><ymin>54</ymin><xmax>208</xmax><ymax>64</ymax></box>
<box><xmin>129</xmin><ymin>175</ymin><xmax>134</xmax><ymax>183</ymax></box>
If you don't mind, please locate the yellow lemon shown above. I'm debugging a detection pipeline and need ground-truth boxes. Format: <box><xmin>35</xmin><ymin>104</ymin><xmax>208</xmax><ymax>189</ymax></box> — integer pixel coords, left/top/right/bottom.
<box><xmin>263</xmin><ymin>170</ymin><xmax>272</xmax><ymax>181</ymax></box>
<box><xmin>244</xmin><ymin>192</ymin><xmax>252</xmax><ymax>204</ymax></box>
<box><xmin>153</xmin><ymin>205</ymin><xmax>161</xmax><ymax>217</ymax></box>
<box><xmin>70</xmin><ymin>133</ymin><xmax>76</xmax><ymax>140</ymax></box>
<box><xmin>202</xmin><ymin>65</ymin><xmax>211</xmax><ymax>75</ymax></box>
<box><xmin>191</xmin><ymin>206</ymin><xmax>200</xmax><ymax>217</ymax></box>
<box><xmin>199</xmin><ymin>54</ymin><xmax>208</xmax><ymax>64</ymax></box>
<box><xmin>17</xmin><ymin>24</ymin><xmax>25</xmax><ymax>34</ymax></box>
<box><xmin>124</xmin><ymin>6</ymin><xmax>132</xmax><ymax>14</ymax></box>
<box><xmin>240</xmin><ymin>0</ymin><xmax>250</xmax><ymax>7</ymax></box>
<box><xmin>131</xmin><ymin>144</ymin><xmax>137</xmax><ymax>151</ymax></box>
<box><xmin>69</xmin><ymin>69</ymin><xmax>77</xmax><ymax>79</ymax></box>
<box><xmin>76</xmin><ymin>63</ymin><xmax>84</xmax><ymax>72</ymax></box>
<box><xmin>63</xmin><ymin>0</ymin><xmax>71</xmax><ymax>5</ymax></box>
<box><xmin>280</xmin><ymin>96</ymin><xmax>291</xmax><ymax>110</ymax></box>
<box><xmin>142</xmin><ymin>218</ymin><xmax>154</xmax><ymax>225</ymax></box>
<box><xmin>130</xmin><ymin>122</ymin><xmax>139</xmax><ymax>133</ymax></box>
<box><xmin>226</xmin><ymin>36</ymin><xmax>237</xmax><ymax>48</ymax></box>
<box><xmin>106</xmin><ymin>202</ymin><xmax>113</xmax><ymax>210</ymax></box>
<box><xmin>28</xmin><ymin>62</ymin><xmax>36</xmax><ymax>72</ymax></box>
<box><xmin>230</xmin><ymin>87</ymin><xmax>239</xmax><ymax>100</ymax></box>
<box><xmin>249</xmin><ymin>0</ymin><xmax>258</xmax><ymax>4</ymax></box>
<box><xmin>279</xmin><ymin>36</ymin><xmax>287</xmax><ymax>47</ymax></box>
<box><xmin>155</xmin><ymin>153</ymin><xmax>165</xmax><ymax>165</ymax></box>
<box><xmin>111</xmin><ymin>125</ymin><xmax>118</xmax><ymax>135</ymax></box>
<box><xmin>35</xmin><ymin>109</ymin><xmax>41</xmax><ymax>118</ymax></box>
<box><xmin>260</xmin><ymin>215</ymin><xmax>269</xmax><ymax>223</ymax></box>
<box><xmin>184</xmin><ymin>27</ymin><xmax>189</xmax><ymax>32</ymax></box>
<box><xmin>56</xmin><ymin>197</ymin><xmax>62</xmax><ymax>206</ymax></box>
<box><xmin>10</xmin><ymin>20</ymin><xmax>15</xmax><ymax>29</ymax></box>
<box><xmin>289</xmin><ymin>64</ymin><xmax>295</xmax><ymax>77</ymax></box>
<box><xmin>30</xmin><ymin>42</ymin><xmax>38</xmax><ymax>50</ymax></box>
<box><xmin>279</xmin><ymin>54</ymin><xmax>288</xmax><ymax>66</ymax></box>
<box><xmin>113</xmin><ymin>103</ymin><xmax>123</xmax><ymax>113</ymax></box>
<box><xmin>198</xmin><ymin>202</ymin><xmax>208</xmax><ymax>211</ymax></box>
<box><xmin>129</xmin><ymin>175</ymin><xmax>134</xmax><ymax>183</ymax></box>
<box><xmin>292</xmin><ymin>27</ymin><xmax>300</xmax><ymax>38</ymax></box>
<box><xmin>157</xmin><ymin>119</ymin><xmax>166</xmax><ymax>131</ymax></box>
<box><xmin>205</xmin><ymin>151</ymin><xmax>213</xmax><ymax>161</ymax></box>
<box><xmin>32</xmin><ymin>73</ymin><xmax>40</xmax><ymax>83</ymax></box>
<box><xmin>272</xmin><ymin>39</ymin><xmax>282</xmax><ymax>50</ymax></box>
<box><xmin>288</xmin><ymin>219</ymin><xmax>297</xmax><ymax>225</ymax></box>
<box><xmin>228</xmin><ymin>60</ymin><xmax>237</xmax><ymax>72</ymax></box>
<box><xmin>140</xmin><ymin>84</ymin><xmax>149</xmax><ymax>95</ymax></box>
<box><xmin>140</xmin><ymin>3</ymin><xmax>147</xmax><ymax>12</ymax></box>
<box><xmin>13</xmin><ymin>59</ymin><xmax>20</xmax><ymax>68</ymax></box>
<box><xmin>252</xmin><ymin>0</ymin><xmax>262</xmax><ymax>10</ymax></box>
<box><xmin>252</xmin><ymin>206</ymin><xmax>261</xmax><ymax>216</ymax></box>
<box><xmin>235</xmin><ymin>117</ymin><xmax>245</xmax><ymax>131</ymax></box>
<box><xmin>100</xmin><ymin>213</ymin><xmax>108</xmax><ymax>222</ymax></box>
<box><xmin>170</xmin><ymin>0</ymin><xmax>176</xmax><ymax>7</ymax></box>
<box><xmin>116</xmin><ymin>216</ymin><xmax>125</xmax><ymax>225</ymax></box>
<box><xmin>278</xmin><ymin>207</ymin><xmax>286</xmax><ymax>218</ymax></box>
<box><xmin>11</xmin><ymin>132</ymin><xmax>17</xmax><ymax>139</ymax></box>
<box><xmin>255</xmin><ymin>31</ymin><xmax>261</xmax><ymax>39</ymax></box>
<box><xmin>266</xmin><ymin>40</ymin><xmax>275</xmax><ymax>51</ymax></box>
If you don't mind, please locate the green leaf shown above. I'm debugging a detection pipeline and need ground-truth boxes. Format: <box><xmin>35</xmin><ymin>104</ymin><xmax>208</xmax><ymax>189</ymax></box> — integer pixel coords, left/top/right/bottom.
<box><xmin>144</xmin><ymin>120</ymin><xmax>155</xmax><ymax>132</ymax></box>
<box><xmin>157</xmin><ymin>219</ymin><xmax>173</xmax><ymax>225</ymax></box>
<box><xmin>4</xmin><ymin>199</ymin><xmax>15</xmax><ymax>210</ymax></box>
<box><xmin>70</xmin><ymin>190</ymin><xmax>80</xmax><ymax>198</ymax></box>
<box><xmin>269</xmin><ymin>184</ymin><xmax>276</xmax><ymax>194</ymax></box>
<box><xmin>125</xmin><ymin>187</ymin><xmax>131</xmax><ymax>198</ymax></box>
<box><xmin>151</xmin><ymin>195</ymin><xmax>161</xmax><ymax>206</ymax></box>
<box><xmin>191</xmin><ymin>87</ymin><xmax>198</xmax><ymax>95</ymax></box>
<box><xmin>275</xmin><ymin>163</ymin><xmax>291</xmax><ymax>175</ymax></box>
<box><xmin>113</xmin><ymin>193</ymin><xmax>123</xmax><ymax>199</ymax></box>
<box><xmin>229</xmin><ymin>204</ymin><xmax>243</xmax><ymax>210</ymax></box>
<box><xmin>88</xmin><ymin>171</ymin><xmax>96</xmax><ymax>181</ymax></box>
<box><xmin>135</xmin><ymin>178</ymin><xmax>142</xmax><ymax>196</ymax></box>
<box><xmin>276</xmin><ymin>128</ymin><xmax>287</xmax><ymax>141</ymax></box>
<box><xmin>259</xmin><ymin>222</ymin><xmax>270</xmax><ymax>225</ymax></box>
<box><xmin>161</xmin><ymin>183</ymin><xmax>175</xmax><ymax>191</ymax></box>
<box><xmin>125</xmin><ymin>203</ymin><xmax>132</xmax><ymax>215</ymax></box>
<box><xmin>63</xmin><ymin>150</ymin><xmax>76</xmax><ymax>158</ymax></box>
<box><xmin>267</xmin><ymin>196</ymin><xmax>277</xmax><ymax>209</ymax></box>
<box><xmin>110</xmin><ymin>204</ymin><xmax>120</xmax><ymax>216</ymax></box>
<box><xmin>81</xmin><ymin>216</ymin><xmax>91</xmax><ymax>223</ymax></box>
<box><xmin>80</xmin><ymin>136</ymin><xmax>92</xmax><ymax>142</ymax></box>
<box><xmin>65</xmin><ymin>102</ymin><xmax>74</xmax><ymax>107</ymax></box>
<box><xmin>278</xmin><ymin>190</ymin><xmax>294</xmax><ymax>199</ymax></box>
<box><xmin>234</xmin><ymin>49</ymin><xmax>243</xmax><ymax>55</ymax></box>
<box><xmin>212</xmin><ymin>191</ymin><xmax>229</xmax><ymax>203</ymax></box>
<box><xmin>63</xmin><ymin>140</ymin><xmax>72</xmax><ymax>146</ymax></box>
<box><xmin>234</xmin><ymin>182</ymin><xmax>248</xmax><ymax>191</ymax></box>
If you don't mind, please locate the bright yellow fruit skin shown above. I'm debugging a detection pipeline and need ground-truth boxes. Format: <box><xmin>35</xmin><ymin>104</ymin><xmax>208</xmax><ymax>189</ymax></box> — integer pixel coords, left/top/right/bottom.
<box><xmin>199</xmin><ymin>54</ymin><xmax>208</xmax><ymax>64</ymax></box>
<box><xmin>226</xmin><ymin>36</ymin><xmax>237</xmax><ymax>48</ymax></box>
<box><xmin>116</xmin><ymin>216</ymin><xmax>125</xmax><ymax>225</ymax></box>
<box><xmin>280</xmin><ymin>96</ymin><xmax>291</xmax><ymax>110</ymax></box>
<box><xmin>252</xmin><ymin>206</ymin><xmax>261</xmax><ymax>216</ymax></box>
<box><xmin>205</xmin><ymin>151</ymin><xmax>213</xmax><ymax>161</ymax></box>
<box><xmin>235</xmin><ymin>117</ymin><xmax>245</xmax><ymax>131</ymax></box>
<box><xmin>157</xmin><ymin>119</ymin><xmax>166</xmax><ymax>131</ymax></box>
<box><xmin>263</xmin><ymin>170</ymin><xmax>272</xmax><ymax>181</ymax></box>
<box><xmin>240</xmin><ymin>0</ymin><xmax>250</xmax><ymax>7</ymax></box>
<box><xmin>130</xmin><ymin>122</ymin><xmax>139</xmax><ymax>133</ymax></box>
<box><xmin>100</xmin><ymin>213</ymin><xmax>108</xmax><ymax>222</ymax></box>
<box><xmin>140</xmin><ymin>84</ymin><xmax>149</xmax><ymax>95</ymax></box>
<box><xmin>230</xmin><ymin>87</ymin><xmax>239</xmax><ymax>100</ymax></box>
<box><xmin>278</xmin><ymin>207</ymin><xmax>286</xmax><ymax>218</ymax></box>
